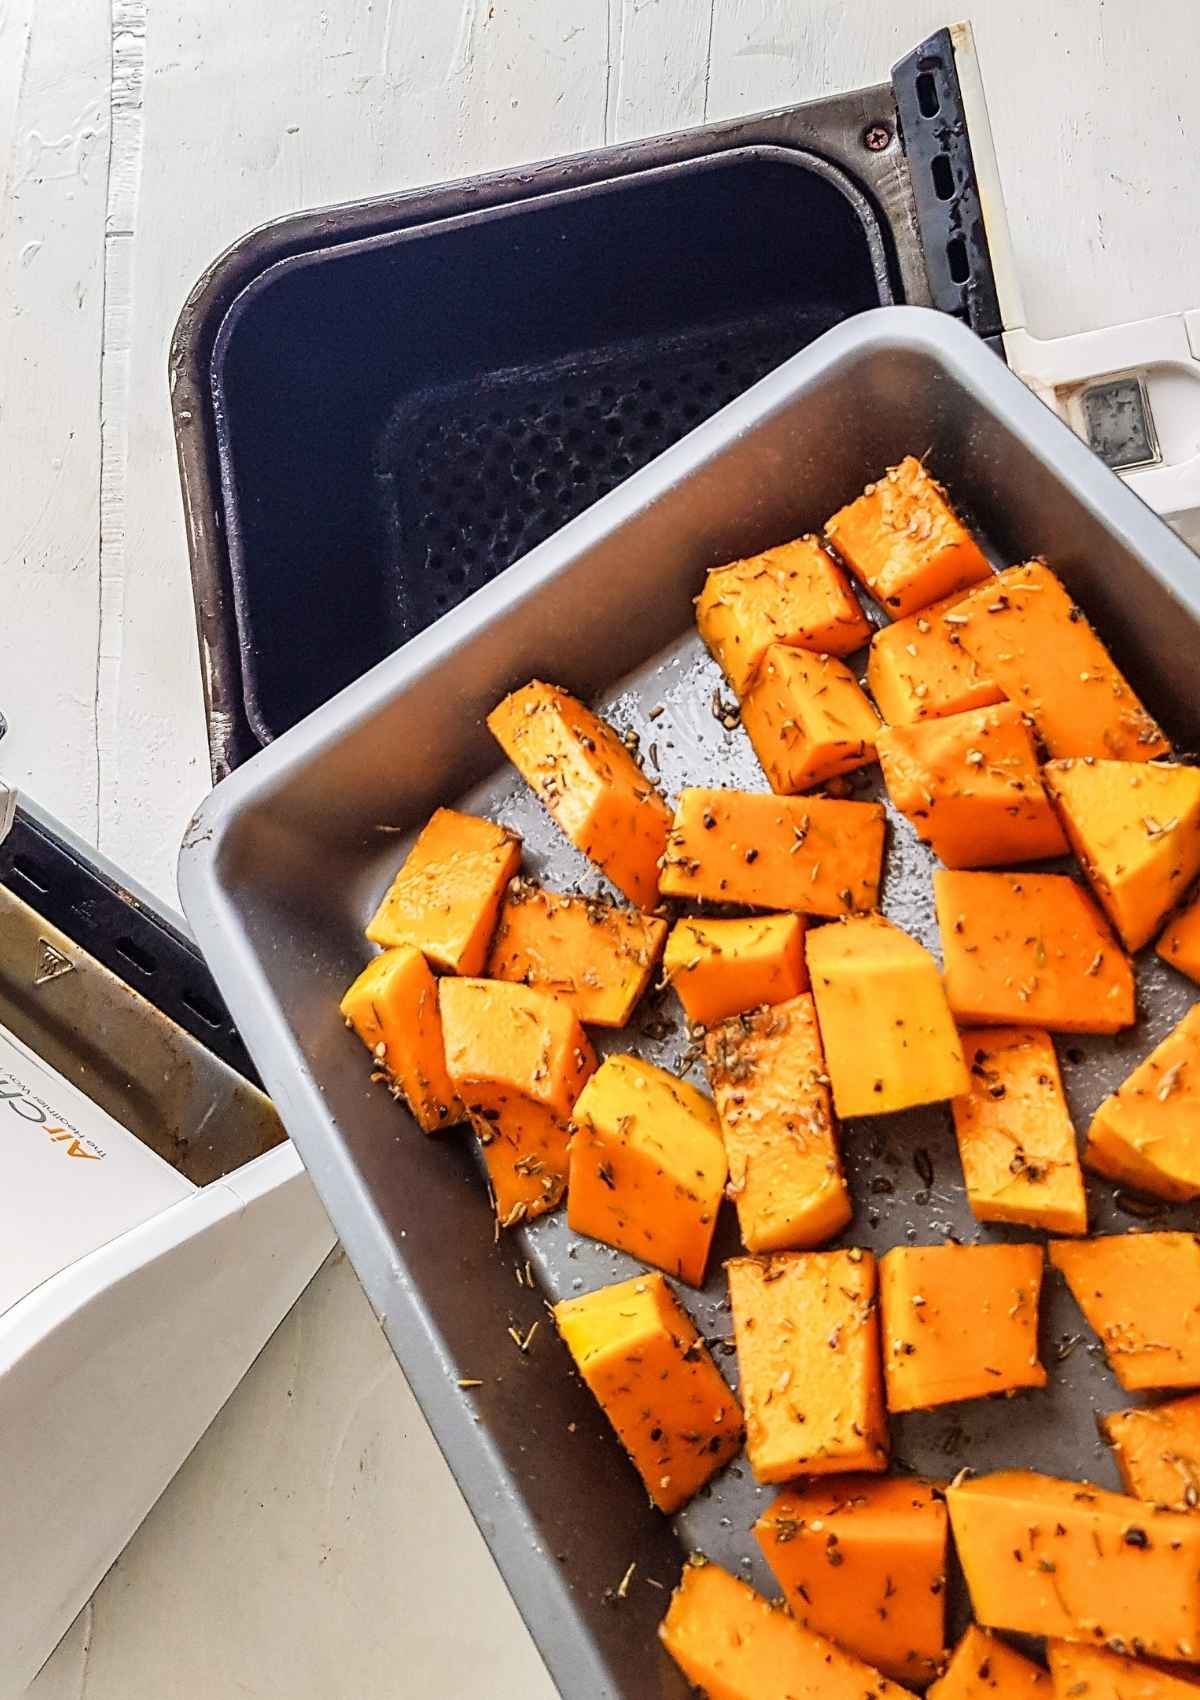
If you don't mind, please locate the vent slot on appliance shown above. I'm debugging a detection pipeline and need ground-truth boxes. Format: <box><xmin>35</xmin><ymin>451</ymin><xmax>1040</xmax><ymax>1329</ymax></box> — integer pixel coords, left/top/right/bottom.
<box><xmin>0</xmin><ymin>810</ymin><xmax>258</xmax><ymax>1085</ymax></box>
<box><xmin>892</xmin><ymin>28</ymin><xmax>1002</xmax><ymax>341</ymax></box>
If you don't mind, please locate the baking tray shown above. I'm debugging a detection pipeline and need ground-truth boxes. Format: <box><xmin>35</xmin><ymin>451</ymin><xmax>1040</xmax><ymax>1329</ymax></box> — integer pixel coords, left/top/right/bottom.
<box><xmin>178</xmin><ymin>308</ymin><xmax>1200</xmax><ymax>1700</ymax></box>
<box><xmin>172</xmin><ymin>25</ymin><xmax>1005</xmax><ymax>777</ymax></box>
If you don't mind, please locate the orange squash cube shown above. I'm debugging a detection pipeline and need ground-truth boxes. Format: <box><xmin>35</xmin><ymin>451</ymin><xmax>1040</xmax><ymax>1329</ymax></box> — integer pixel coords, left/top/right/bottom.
<box><xmin>879</xmin><ymin>1242</ymin><xmax>1046</xmax><ymax>1412</ymax></box>
<box><xmin>487</xmin><ymin>680</ymin><xmax>670</xmax><ymax>908</ymax></box>
<box><xmin>948</xmin><ymin>563</ymin><xmax>1169</xmax><ymax>761</ymax></box>
<box><xmin>1042</xmin><ymin>760</ymin><xmax>1200</xmax><ymax>952</ymax></box>
<box><xmin>1103</xmin><ymin>1394</ymin><xmax>1200</xmax><ymax>1508</ymax></box>
<box><xmin>1157</xmin><ymin>895</ymin><xmax>1200</xmax><ymax>983</ymax></box>
<box><xmin>868</xmin><ymin>592</ymin><xmax>1005</xmax><ymax>725</ymax></box>
<box><xmin>755</xmin><ymin>1475</ymin><xmax>948</xmax><ymax>1683</ymax></box>
<box><xmin>1050</xmin><ymin>1234</ymin><xmax>1200</xmax><ymax>1392</ymax></box>
<box><xmin>952</xmin><ymin>1028</ymin><xmax>1087</xmax><ymax>1236</ymax></box>
<box><xmin>484</xmin><ymin>879</ymin><xmax>665</xmax><ymax>1027</ymax></box>
<box><xmin>947</xmin><ymin>1470</ymin><xmax>1200</xmax><ymax>1659</ymax></box>
<box><xmin>664</xmin><ymin>913</ymin><xmax>807</xmax><ymax>1028</ymax></box>
<box><xmin>567</xmin><ymin>1054</ymin><xmax>726</xmax><ymax>1285</ymax></box>
<box><xmin>825</xmin><ymin>456</ymin><xmax>992</xmax><ymax>618</ymax></box>
<box><xmin>934</xmin><ymin>869</ymin><xmax>1135</xmax><ymax>1034</ymax></box>
<box><xmin>366</xmin><ymin>807</ymin><xmax>520</xmax><ymax>974</ymax></box>
<box><xmin>727</xmin><ymin>1249</ymin><xmax>888</xmax><ymax>1483</ymax></box>
<box><xmin>740</xmin><ymin>645</ymin><xmax>879</xmax><ymax>794</ymax></box>
<box><xmin>696</xmin><ymin>533</ymin><xmax>872</xmax><ymax>694</ymax></box>
<box><xmin>340</xmin><ymin>946</ymin><xmax>463</xmax><ymax>1132</ymax></box>
<box><xmin>878</xmin><ymin>703</ymin><xmax>1067</xmax><ymax>868</ymax></box>
<box><xmin>439</xmin><ymin>977</ymin><xmax>595</xmax><ymax>1227</ymax></box>
<box><xmin>806</xmin><ymin>914</ymin><xmax>968</xmax><ymax>1116</ymax></box>
<box><xmin>929</xmin><ymin>1626</ymin><xmax>1049</xmax><ymax>1700</ymax></box>
<box><xmin>1047</xmin><ymin>1641</ymin><xmax>1200</xmax><ymax>1700</ymax></box>
<box><xmin>660</xmin><ymin>1558</ymin><xmax>910</xmax><ymax>1700</ymax></box>
<box><xmin>1085</xmin><ymin>1006</ymin><xmax>1200</xmax><ymax>1202</ymax></box>
<box><xmin>705</xmin><ymin>995</ymin><xmax>851</xmax><ymax>1253</ymax></box>
<box><xmin>554</xmin><ymin>1275</ymin><xmax>741</xmax><ymax>1512</ymax></box>
<box><xmin>659</xmin><ymin>787</ymin><xmax>886</xmax><ymax>917</ymax></box>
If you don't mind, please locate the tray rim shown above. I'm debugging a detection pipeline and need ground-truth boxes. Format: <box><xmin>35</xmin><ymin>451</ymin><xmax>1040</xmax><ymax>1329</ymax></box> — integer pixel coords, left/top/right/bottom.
<box><xmin>178</xmin><ymin>305</ymin><xmax>1200</xmax><ymax>1699</ymax></box>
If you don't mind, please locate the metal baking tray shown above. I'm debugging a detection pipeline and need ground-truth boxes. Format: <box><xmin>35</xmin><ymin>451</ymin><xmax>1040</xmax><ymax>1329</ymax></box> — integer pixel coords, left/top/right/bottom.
<box><xmin>179</xmin><ymin>308</ymin><xmax>1200</xmax><ymax>1700</ymax></box>
<box><xmin>171</xmin><ymin>25</ymin><xmax>1003</xmax><ymax>778</ymax></box>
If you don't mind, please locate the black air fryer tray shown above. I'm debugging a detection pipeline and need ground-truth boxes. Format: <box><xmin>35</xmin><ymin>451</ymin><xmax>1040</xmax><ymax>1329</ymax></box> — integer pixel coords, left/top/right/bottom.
<box><xmin>172</xmin><ymin>27</ymin><xmax>1002</xmax><ymax>778</ymax></box>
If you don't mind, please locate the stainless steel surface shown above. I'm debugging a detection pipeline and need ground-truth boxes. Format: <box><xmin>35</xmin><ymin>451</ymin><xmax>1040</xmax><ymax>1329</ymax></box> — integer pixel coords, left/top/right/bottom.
<box><xmin>0</xmin><ymin>885</ymin><xmax>283</xmax><ymax>1186</ymax></box>
<box><xmin>179</xmin><ymin>308</ymin><xmax>1200</xmax><ymax>1700</ymax></box>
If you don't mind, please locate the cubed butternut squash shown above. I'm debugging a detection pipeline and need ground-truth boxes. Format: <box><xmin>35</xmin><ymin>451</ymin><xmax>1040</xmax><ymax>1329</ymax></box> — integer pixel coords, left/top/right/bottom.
<box><xmin>554</xmin><ymin>1275</ymin><xmax>741</xmax><ymax>1512</ymax></box>
<box><xmin>740</xmin><ymin>645</ymin><xmax>879</xmax><ymax>794</ymax></box>
<box><xmin>934</xmin><ymin>869</ymin><xmax>1135</xmax><ymax>1034</ymax></box>
<box><xmin>952</xmin><ymin>1028</ymin><xmax>1087</xmax><ymax>1236</ymax></box>
<box><xmin>439</xmin><ymin>978</ymin><xmax>595</xmax><ymax>1227</ymax></box>
<box><xmin>1049</xmin><ymin>1234</ymin><xmax>1200</xmax><ymax>1392</ymax></box>
<box><xmin>1157</xmin><ymin>895</ymin><xmax>1200</xmax><ymax>983</ymax></box>
<box><xmin>567</xmin><ymin>1054</ymin><xmax>726</xmax><ymax>1286</ymax></box>
<box><xmin>696</xmin><ymin>534</ymin><xmax>873</xmax><ymax>694</ymax></box>
<box><xmin>486</xmin><ymin>680</ymin><xmax>670</xmax><ymax>908</ymax></box>
<box><xmin>365</xmin><ymin>807</ymin><xmax>520</xmax><ymax>974</ymax></box>
<box><xmin>877</xmin><ymin>703</ymin><xmax>1067</xmax><ymax>868</ymax></box>
<box><xmin>754</xmin><ymin>1475</ymin><xmax>948</xmax><ymax>1682</ymax></box>
<box><xmin>868</xmin><ymin>593</ymin><xmax>1005</xmax><ymax>726</ymax></box>
<box><xmin>659</xmin><ymin>1557</ymin><xmax>910</xmax><ymax>1700</ymax></box>
<box><xmin>484</xmin><ymin>879</ymin><xmax>666</xmax><ymax>1027</ymax></box>
<box><xmin>946</xmin><ymin>1470</ymin><xmax>1200</xmax><ymax>1659</ymax></box>
<box><xmin>806</xmin><ymin>914</ymin><xmax>968</xmax><ymax>1116</ymax></box>
<box><xmin>1047</xmin><ymin>1640</ymin><xmax>1200</xmax><ymax>1700</ymax></box>
<box><xmin>825</xmin><ymin>456</ymin><xmax>992</xmax><ymax>618</ymax></box>
<box><xmin>705</xmin><ymin>995</ymin><xmax>851</xmax><ymax>1253</ymax></box>
<box><xmin>879</xmin><ymin>1243</ymin><xmax>1046</xmax><ymax>1412</ymax></box>
<box><xmin>659</xmin><ymin>787</ymin><xmax>886</xmax><ymax>917</ymax></box>
<box><xmin>1103</xmin><ymin>1395</ymin><xmax>1200</xmax><ymax>1509</ymax></box>
<box><xmin>929</xmin><ymin>1626</ymin><xmax>1049</xmax><ymax>1700</ymax></box>
<box><xmin>727</xmin><ymin>1249</ymin><xmax>888</xmax><ymax>1482</ymax></box>
<box><xmin>947</xmin><ymin>564</ymin><xmax>1169</xmax><ymax>762</ymax></box>
<box><xmin>340</xmin><ymin>946</ymin><xmax>463</xmax><ymax>1133</ymax></box>
<box><xmin>664</xmin><ymin>913</ymin><xmax>808</xmax><ymax>1028</ymax></box>
<box><xmin>1043</xmin><ymin>760</ymin><xmax>1200</xmax><ymax>952</ymax></box>
<box><xmin>1085</xmin><ymin>1006</ymin><xmax>1200</xmax><ymax>1202</ymax></box>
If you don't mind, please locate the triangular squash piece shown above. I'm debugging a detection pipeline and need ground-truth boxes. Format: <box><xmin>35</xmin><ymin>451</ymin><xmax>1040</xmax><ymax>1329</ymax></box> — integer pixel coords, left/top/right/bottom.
<box><xmin>1043</xmin><ymin>759</ymin><xmax>1200</xmax><ymax>950</ymax></box>
<box><xmin>1049</xmin><ymin>1233</ymin><xmax>1200</xmax><ymax>1390</ymax></box>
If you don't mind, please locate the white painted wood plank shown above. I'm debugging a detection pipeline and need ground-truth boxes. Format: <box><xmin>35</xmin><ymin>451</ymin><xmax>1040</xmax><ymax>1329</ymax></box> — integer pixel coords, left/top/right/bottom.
<box><xmin>706</xmin><ymin>0</ymin><xmax>1200</xmax><ymax>339</ymax></box>
<box><xmin>0</xmin><ymin>0</ymin><xmax>109</xmax><ymax>841</ymax></box>
<box><xmin>606</xmin><ymin>0</ymin><xmax>711</xmax><ymax>139</ymax></box>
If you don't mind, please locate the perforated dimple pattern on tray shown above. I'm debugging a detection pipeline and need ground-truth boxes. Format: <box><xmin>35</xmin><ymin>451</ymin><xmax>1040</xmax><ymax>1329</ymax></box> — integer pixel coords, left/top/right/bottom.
<box><xmin>374</xmin><ymin>309</ymin><xmax>841</xmax><ymax>639</ymax></box>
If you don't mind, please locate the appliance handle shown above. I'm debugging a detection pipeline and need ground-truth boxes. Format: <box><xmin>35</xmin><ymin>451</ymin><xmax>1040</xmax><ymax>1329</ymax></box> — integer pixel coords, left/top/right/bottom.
<box><xmin>1005</xmin><ymin>313</ymin><xmax>1200</xmax><ymax>539</ymax></box>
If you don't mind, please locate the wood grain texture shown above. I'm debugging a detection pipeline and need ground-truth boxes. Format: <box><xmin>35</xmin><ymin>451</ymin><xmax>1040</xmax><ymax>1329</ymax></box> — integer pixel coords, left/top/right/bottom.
<box><xmin>0</xmin><ymin>0</ymin><xmax>108</xmax><ymax>838</ymax></box>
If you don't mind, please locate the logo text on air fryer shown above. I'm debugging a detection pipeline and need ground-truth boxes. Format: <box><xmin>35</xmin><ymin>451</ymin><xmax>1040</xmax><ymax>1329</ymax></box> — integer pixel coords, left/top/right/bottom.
<box><xmin>0</xmin><ymin>1071</ymin><xmax>103</xmax><ymax>1160</ymax></box>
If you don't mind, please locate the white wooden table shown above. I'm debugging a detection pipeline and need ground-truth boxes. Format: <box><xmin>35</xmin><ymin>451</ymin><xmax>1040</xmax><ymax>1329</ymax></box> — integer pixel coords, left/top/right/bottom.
<box><xmin>4</xmin><ymin>2</ymin><xmax>1199</xmax><ymax>1693</ymax></box>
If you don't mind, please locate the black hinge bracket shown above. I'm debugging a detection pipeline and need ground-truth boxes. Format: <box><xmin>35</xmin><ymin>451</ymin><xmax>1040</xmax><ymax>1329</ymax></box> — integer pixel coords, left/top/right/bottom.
<box><xmin>892</xmin><ymin>27</ymin><xmax>1004</xmax><ymax>342</ymax></box>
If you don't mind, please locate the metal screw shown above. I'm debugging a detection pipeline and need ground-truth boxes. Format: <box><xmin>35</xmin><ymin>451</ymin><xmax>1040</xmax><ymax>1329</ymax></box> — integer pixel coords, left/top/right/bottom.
<box><xmin>863</xmin><ymin>123</ymin><xmax>892</xmax><ymax>152</ymax></box>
